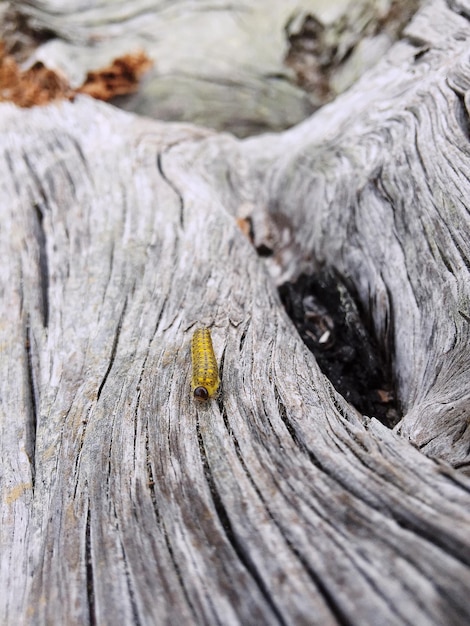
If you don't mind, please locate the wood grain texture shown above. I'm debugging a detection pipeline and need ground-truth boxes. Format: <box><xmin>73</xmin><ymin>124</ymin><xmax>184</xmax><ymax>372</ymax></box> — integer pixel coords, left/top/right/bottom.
<box><xmin>1</xmin><ymin>1</ymin><xmax>470</xmax><ymax>625</ymax></box>
<box><xmin>241</xmin><ymin>0</ymin><xmax>470</xmax><ymax>469</ymax></box>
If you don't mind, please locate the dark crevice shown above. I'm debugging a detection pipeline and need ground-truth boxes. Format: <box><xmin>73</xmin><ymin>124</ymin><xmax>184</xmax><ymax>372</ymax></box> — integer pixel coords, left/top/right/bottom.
<box><xmin>224</xmin><ymin>167</ymin><xmax>237</xmax><ymax>197</ymax></box>
<box><xmin>160</xmin><ymin>517</ymin><xmax>200</xmax><ymax>623</ymax></box>
<box><xmin>258</xmin><ymin>393</ymin><xmax>287</xmax><ymax>452</ymax></box>
<box><xmin>273</xmin><ymin>379</ymin><xmax>361</xmax><ymax>489</ymax></box>
<box><xmin>33</xmin><ymin>203</ymin><xmax>50</xmax><ymax>329</ymax></box>
<box><xmin>269</xmin><ymin>386</ymin><xmax>470</xmax><ymax>617</ymax></box>
<box><xmin>73</xmin><ymin>406</ymin><xmax>92</xmax><ymax>500</ymax></box>
<box><xmin>5</xmin><ymin>149</ymin><xmax>20</xmax><ymax>194</ymax></box>
<box><xmin>446</xmin><ymin>0</ymin><xmax>470</xmax><ymax>22</ymax></box>
<box><xmin>220</xmin><ymin>401</ymin><xmax>285</xmax><ymax>522</ymax></box>
<box><xmin>403</xmin><ymin>33</ymin><xmax>431</xmax><ymax>49</ymax></box>
<box><xmin>108</xmin><ymin>480</ymin><xmax>139</xmax><ymax>622</ymax></box>
<box><xmin>85</xmin><ymin>504</ymin><xmax>96</xmax><ymax>626</ymax></box>
<box><xmin>449</xmin><ymin>86</ymin><xmax>470</xmax><ymax>142</ymax></box>
<box><xmin>145</xmin><ymin>431</ymin><xmax>159</xmax><ymax>520</ymax></box>
<box><xmin>133</xmin><ymin>390</ymin><xmax>140</xmax><ymax>472</ymax></box>
<box><xmin>273</xmin><ymin>383</ymin><xmax>326</xmax><ymax>474</ymax></box>
<box><xmin>412</xmin><ymin>127</ymin><xmax>433</xmax><ymax>196</ymax></box>
<box><xmin>133</xmin><ymin>354</ymin><xmax>149</xmax><ymax>472</ymax></box>
<box><xmin>216</xmin><ymin>344</ymin><xmax>226</xmax><ymax>408</ymax></box>
<box><xmin>219</xmin><ymin>391</ymin><xmax>355</xmax><ymax>625</ymax></box>
<box><xmin>318</xmin><ymin>423</ymin><xmax>470</xmax><ymax>569</ymax></box>
<box><xmin>437</xmin><ymin>463</ymin><xmax>470</xmax><ymax>493</ymax></box>
<box><xmin>151</xmin><ymin>288</ymin><xmax>170</xmax><ymax>339</ymax></box>
<box><xmin>61</xmin><ymin>161</ymin><xmax>76</xmax><ymax>198</ymax></box>
<box><xmin>105</xmin><ymin>409</ymin><xmax>118</xmax><ymax>499</ymax></box>
<box><xmin>239</xmin><ymin>380</ymin><xmax>437</xmax><ymax>622</ymax></box>
<box><xmin>413</xmin><ymin>46</ymin><xmax>431</xmax><ymax>62</ymax></box>
<box><xmin>239</xmin><ymin>329</ymin><xmax>247</xmax><ymax>352</ymax></box>
<box><xmin>448</xmin><ymin>222</ymin><xmax>470</xmax><ymax>272</ymax></box>
<box><xmin>263</xmin><ymin>72</ymin><xmax>291</xmax><ymax>82</ymax></box>
<box><xmin>218</xmin><ymin>402</ymin><xmax>231</xmax><ymax>438</ymax></box>
<box><xmin>256</xmin><ymin>243</ymin><xmax>274</xmax><ymax>257</ymax></box>
<box><xmin>70</xmin><ymin>136</ymin><xmax>91</xmax><ymax>177</ymax></box>
<box><xmin>319</xmin><ymin>439</ymin><xmax>470</xmax><ymax>568</ymax></box>
<box><xmin>274</xmin><ymin>385</ymin><xmax>299</xmax><ymax>441</ymax></box>
<box><xmin>417</xmin><ymin>433</ymin><xmax>440</xmax><ymax>450</ymax></box>
<box><xmin>453</xmin><ymin>460</ymin><xmax>470</xmax><ymax>470</ymax></box>
<box><xmin>134</xmin><ymin>352</ymin><xmax>150</xmax><ymax>428</ymax></box>
<box><xmin>157</xmin><ymin>151</ymin><xmax>184</xmax><ymax>229</ymax></box>
<box><xmin>435</xmin><ymin>242</ymin><xmax>456</xmax><ymax>276</ymax></box>
<box><xmin>161</xmin><ymin>523</ymin><xmax>199</xmax><ymax>624</ymax></box>
<box><xmin>144</xmin><ymin>430</ymin><xmax>199</xmax><ymax>621</ymax></box>
<box><xmin>383</xmin><ymin>280</ymin><xmax>397</xmax><ymax>374</ymax></box>
<box><xmin>96</xmin><ymin>298</ymin><xmax>127</xmax><ymax>400</ymax></box>
<box><xmin>195</xmin><ymin>415</ymin><xmax>287</xmax><ymax>626</ymax></box>
<box><xmin>279</xmin><ymin>268</ymin><xmax>400</xmax><ymax>428</ymax></box>
<box><xmin>323</xmin><ymin>380</ymin><xmax>351</xmax><ymax>421</ymax></box>
<box><xmin>291</xmin><ymin>484</ymin><xmax>423</xmax><ymax>625</ymax></box>
<box><xmin>238</xmin><ymin>320</ymin><xmax>249</xmax><ymax>352</ymax></box>
<box><xmin>23</xmin><ymin>152</ymin><xmax>50</xmax><ymax>329</ymax></box>
<box><xmin>389</xmin><ymin>194</ymin><xmax>421</xmax><ymax>302</ymax></box>
<box><xmin>274</xmin><ymin>384</ymin><xmax>470</xmax><ymax>569</ymax></box>
<box><xmin>143</xmin><ymin>408</ymin><xmax>167</xmax><ymax>531</ymax></box>
<box><xmin>24</xmin><ymin>150</ymin><xmax>50</xmax><ymax>205</ymax></box>
<box><xmin>19</xmin><ymin>263</ymin><xmax>24</xmax><ymax>316</ymax></box>
<box><xmin>271</xmin><ymin>527</ymin><xmax>356</xmax><ymax>626</ymax></box>
<box><xmin>104</xmin><ymin>241</ymin><xmax>116</xmax><ymax>307</ymax></box>
<box><xmin>458</xmin><ymin>309</ymin><xmax>470</xmax><ymax>323</ymax></box>
<box><xmin>25</xmin><ymin>320</ymin><xmax>37</xmax><ymax>489</ymax></box>
<box><xmin>118</xmin><ymin>538</ymin><xmax>142</xmax><ymax>626</ymax></box>
<box><xmin>387</xmin><ymin>507</ymin><xmax>470</xmax><ymax>569</ymax></box>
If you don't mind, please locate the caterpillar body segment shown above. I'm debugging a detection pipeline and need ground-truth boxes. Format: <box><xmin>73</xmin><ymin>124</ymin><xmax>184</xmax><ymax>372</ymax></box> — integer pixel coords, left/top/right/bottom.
<box><xmin>191</xmin><ymin>328</ymin><xmax>220</xmax><ymax>401</ymax></box>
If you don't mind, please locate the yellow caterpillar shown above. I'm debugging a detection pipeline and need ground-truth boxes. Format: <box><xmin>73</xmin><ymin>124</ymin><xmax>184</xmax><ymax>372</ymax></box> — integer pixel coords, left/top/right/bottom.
<box><xmin>191</xmin><ymin>328</ymin><xmax>220</xmax><ymax>401</ymax></box>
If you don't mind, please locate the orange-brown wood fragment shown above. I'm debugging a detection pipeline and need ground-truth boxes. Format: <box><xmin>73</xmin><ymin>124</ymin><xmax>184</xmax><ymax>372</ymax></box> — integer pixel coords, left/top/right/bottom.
<box><xmin>77</xmin><ymin>51</ymin><xmax>153</xmax><ymax>101</ymax></box>
<box><xmin>236</xmin><ymin>216</ymin><xmax>254</xmax><ymax>243</ymax></box>
<box><xmin>0</xmin><ymin>42</ymin><xmax>72</xmax><ymax>106</ymax></box>
<box><xmin>0</xmin><ymin>43</ymin><xmax>152</xmax><ymax>107</ymax></box>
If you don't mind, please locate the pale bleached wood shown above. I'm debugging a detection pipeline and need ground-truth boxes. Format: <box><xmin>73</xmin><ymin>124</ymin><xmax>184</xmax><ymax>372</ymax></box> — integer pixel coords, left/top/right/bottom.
<box><xmin>1</xmin><ymin>0</ymin><xmax>470</xmax><ymax>625</ymax></box>
<box><xmin>4</xmin><ymin>0</ymin><xmax>421</xmax><ymax>136</ymax></box>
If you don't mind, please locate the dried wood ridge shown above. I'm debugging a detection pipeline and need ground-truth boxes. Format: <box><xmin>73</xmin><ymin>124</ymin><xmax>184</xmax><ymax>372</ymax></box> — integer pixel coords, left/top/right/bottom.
<box><xmin>1</xmin><ymin>0</ymin><xmax>470</xmax><ymax>625</ymax></box>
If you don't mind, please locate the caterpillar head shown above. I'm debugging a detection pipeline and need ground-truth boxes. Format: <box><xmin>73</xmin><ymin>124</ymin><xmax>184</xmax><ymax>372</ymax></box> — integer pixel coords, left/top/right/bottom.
<box><xmin>193</xmin><ymin>386</ymin><xmax>209</xmax><ymax>401</ymax></box>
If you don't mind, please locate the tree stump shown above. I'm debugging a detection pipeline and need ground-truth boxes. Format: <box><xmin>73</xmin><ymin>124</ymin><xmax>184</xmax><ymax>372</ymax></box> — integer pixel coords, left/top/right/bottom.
<box><xmin>1</xmin><ymin>0</ymin><xmax>470</xmax><ymax>624</ymax></box>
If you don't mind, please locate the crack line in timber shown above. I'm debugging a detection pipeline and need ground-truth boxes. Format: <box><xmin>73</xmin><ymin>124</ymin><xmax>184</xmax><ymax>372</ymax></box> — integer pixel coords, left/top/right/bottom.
<box><xmin>33</xmin><ymin>203</ymin><xmax>50</xmax><ymax>329</ymax></box>
<box><xmin>25</xmin><ymin>319</ymin><xmax>38</xmax><ymax>488</ymax></box>
<box><xmin>144</xmin><ymin>425</ymin><xmax>200</xmax><ymax>622</ymax></box>
<box><xmin>195</xmin><ymin>413</ymin><xmax>288</xmax><ymax>626</ymax></box>
<box><xmin>157</xmin><ymin>151</ymin><xmax>185</xmax><ymax>229</ymax></box>
<box><xmin>85</xmin><ymin>504</ymin><xmax>96</xmax><ymax>626</ymax></box>
<box><xmin>96</xmin><ymin>298</ymin><xmax>127</xmax><ymax>401</ymax></box>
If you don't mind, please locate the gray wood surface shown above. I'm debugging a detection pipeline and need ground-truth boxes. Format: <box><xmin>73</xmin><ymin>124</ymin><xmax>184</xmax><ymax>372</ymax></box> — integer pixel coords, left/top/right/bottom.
<box><xmin>1</xmin><ymin>0</ymin><xmax>470</xmax><ymax>624</ymax></box>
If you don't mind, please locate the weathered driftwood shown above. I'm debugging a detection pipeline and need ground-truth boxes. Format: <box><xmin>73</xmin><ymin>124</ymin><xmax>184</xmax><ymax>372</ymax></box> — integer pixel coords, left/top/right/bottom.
<box><xmin>4</xmin><ymin>0</ymin><xmax>420</xmax><ymax>136</ymax></box>
<box><xmin>1</xmin><ymin>0</ymin><xmax>470</xmax><ymax>625</ymax></box>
